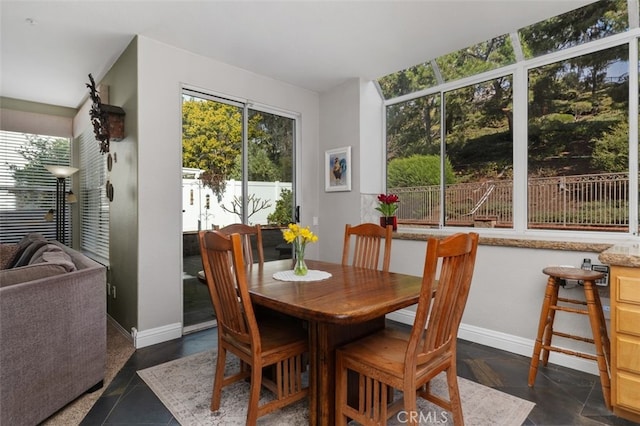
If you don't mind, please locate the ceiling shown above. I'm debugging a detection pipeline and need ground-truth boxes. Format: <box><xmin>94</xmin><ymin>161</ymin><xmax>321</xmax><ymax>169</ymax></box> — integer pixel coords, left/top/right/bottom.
<box><xmin>1</xmin><ymin>1</ymin><xmax>595</xmax><ymax>110</ymax></box>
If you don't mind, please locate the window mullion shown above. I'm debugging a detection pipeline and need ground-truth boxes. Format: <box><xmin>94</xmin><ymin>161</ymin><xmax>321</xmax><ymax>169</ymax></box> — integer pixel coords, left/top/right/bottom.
<box><xmin>512</xmin><ymin>65</ymin><xmax>528</xmax><ymax>233</ymax></box>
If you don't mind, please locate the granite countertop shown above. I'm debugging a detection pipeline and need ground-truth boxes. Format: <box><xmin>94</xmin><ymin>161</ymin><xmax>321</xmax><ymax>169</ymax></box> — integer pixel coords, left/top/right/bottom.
<box><xmin>598</xmin><ymin>244</ymin><xmax>640</xmax><ymax>268</ymax></box>
<box><xmin>394</xmin><ymin>231</ymin><xmax>613</xmax><ymax>253</ymax></box>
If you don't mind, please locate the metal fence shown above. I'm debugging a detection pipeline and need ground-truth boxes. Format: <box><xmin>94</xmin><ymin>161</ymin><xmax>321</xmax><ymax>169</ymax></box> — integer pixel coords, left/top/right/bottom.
<box><xmin>392</xmin><ymin>172</ymin><xmax>629</xmax><ymax>230</ymax></box>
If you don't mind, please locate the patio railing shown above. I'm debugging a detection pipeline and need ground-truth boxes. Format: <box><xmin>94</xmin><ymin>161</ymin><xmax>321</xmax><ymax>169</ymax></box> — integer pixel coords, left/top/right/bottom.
<box><xmin>392</xmin><ymin>172</ymin><xmax>629</xmax><ymax>230</ymax></box>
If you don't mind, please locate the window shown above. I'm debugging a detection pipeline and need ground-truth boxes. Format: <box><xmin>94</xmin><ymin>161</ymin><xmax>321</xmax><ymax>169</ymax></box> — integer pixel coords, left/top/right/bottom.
<box><xmin>181</xmin><ymin>89</ymin><xmax>296</xmax><ymax>230</ymax></box>
<box><xmin>527</xmin><ymin>45</ymin><xmax>629</xmax><ymax>232</ymax></box>
<box><xmin>519</xmin><ymin>0</ymin><xmax>628</xmax><ymax>59</ymax></box>
<box><xmin>445</xmin><ymin>76</ymin><xmax>514</xmax><ymax>227</ymax></box>
<box><xmin>79</xmin><ymin>129</ymin><xmax>109</xmax><ymax>260</ymax></box>
<box><xmin>0</xmin><ymin>131</ymin><xmax>71</xmax><ymax>243</ymax></box>
<box><xmin>435</xmin><ymin>35</ymin><xmax>515</xmax><ymax>81</ymax></box>
<box><xmin>378</xmin><ymin>62</ymin><xmax>438</xmax><ymax>99</ymax></box>
<box><xmin>382</xmin><ymin>0</ymin><xmax>636</xmax><ymax>235</ymax></box>
<box><xmin>386</xmin><ymin>94</ymin><xmax>441</xmax><ymax>225</ymax></box>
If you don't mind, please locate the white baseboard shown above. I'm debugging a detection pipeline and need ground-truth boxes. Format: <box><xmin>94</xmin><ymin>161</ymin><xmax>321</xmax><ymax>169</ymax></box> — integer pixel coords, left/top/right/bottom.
<box><xmin>386</xmin><ymin>308</ymin><xmax>599</xmax><ymax>376</ymax></box>
<box><xmin>131</xmin><ymin>322</ymin><xmax>183</xmax><ymax>349</ymax></box>
<box><xmin>107</xmin><ymin>315</ymin><xmax>133</xmax><ymax>343</ymax></box>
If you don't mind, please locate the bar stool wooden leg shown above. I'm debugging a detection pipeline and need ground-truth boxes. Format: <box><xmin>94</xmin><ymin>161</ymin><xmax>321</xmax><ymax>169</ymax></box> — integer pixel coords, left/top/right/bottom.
<box><xmin>542</xmin><ymin>277</ymin><xmax>561</xmax><ymax>367</ymax></box>
<box><xmin>528</xmin><ymin>276</ymin><xmax>559</xmax><ymax>387</ymax></box>
<box><xmin>583</xmin><ymin>279</ymin><xmax>612</xmax><ymax>410</ymax></box>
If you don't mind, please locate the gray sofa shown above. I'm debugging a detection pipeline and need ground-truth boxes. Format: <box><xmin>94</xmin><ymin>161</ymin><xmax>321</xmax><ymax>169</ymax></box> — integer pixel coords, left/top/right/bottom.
<box><xmin>0</xmin><ymin>234</ymin><xmax>106</xmax><ymax>426</ymax></box>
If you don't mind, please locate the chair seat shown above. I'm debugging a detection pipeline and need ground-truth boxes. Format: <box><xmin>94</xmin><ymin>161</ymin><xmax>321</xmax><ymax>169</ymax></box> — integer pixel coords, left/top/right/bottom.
<box><xmin>222</xmin><ymin>316</ymin><xmax>307</xmax><ymax>358</ymax></box>
<box><xmin>259</xmin><ymin>317</ymin><xmax>308</xmax><ymax>355</ymax></box>
<box><xmin>338</xmin><ymin>328</ymin><xmax>408</xmax><ymax>373</ymax></box>
<box><xmin>338</xmin><ymin>328</ymin><xmax>452</xmax><ymax>387</ymax></box>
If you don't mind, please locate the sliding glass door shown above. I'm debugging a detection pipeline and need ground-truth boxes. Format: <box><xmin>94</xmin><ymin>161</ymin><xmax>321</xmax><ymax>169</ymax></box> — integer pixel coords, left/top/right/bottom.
<box><xmin>181</xmin><ymin>89</ymin><xmax>297</xmax><ymax>330</ymax></box>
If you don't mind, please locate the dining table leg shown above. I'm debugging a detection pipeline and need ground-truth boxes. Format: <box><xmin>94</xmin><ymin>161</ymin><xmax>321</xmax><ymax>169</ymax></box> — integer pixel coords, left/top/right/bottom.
<box><xmin>308</xmin><ymin>317</ymin><xmax>386</xmax><ymax>426</ymax></box>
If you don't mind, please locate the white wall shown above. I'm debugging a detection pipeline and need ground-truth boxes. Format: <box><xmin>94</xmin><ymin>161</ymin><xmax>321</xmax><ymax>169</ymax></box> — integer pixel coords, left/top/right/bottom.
<box><xmin>318</xmin><ymin>79</ymin><xmax>365</xmax><ymax>262</ymax></box>
<box><xmin>135</xmin><ymin>36</ymin><xmax>320</xmax><ymax>345</ymax></box>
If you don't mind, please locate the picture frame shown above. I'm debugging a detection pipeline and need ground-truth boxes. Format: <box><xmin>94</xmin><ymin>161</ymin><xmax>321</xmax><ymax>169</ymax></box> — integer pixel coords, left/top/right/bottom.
<box><xmin>325</xmin><ymin>146</ymin><xmax>351</xmax><ymax>192</ymax></box>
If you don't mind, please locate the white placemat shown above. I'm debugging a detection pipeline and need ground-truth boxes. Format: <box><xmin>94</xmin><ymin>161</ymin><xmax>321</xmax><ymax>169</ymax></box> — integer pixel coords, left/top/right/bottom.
<box><xmin>273</xmin><ymin>270</ymin><xmax>332</xmax><ymax>282</ymax></box>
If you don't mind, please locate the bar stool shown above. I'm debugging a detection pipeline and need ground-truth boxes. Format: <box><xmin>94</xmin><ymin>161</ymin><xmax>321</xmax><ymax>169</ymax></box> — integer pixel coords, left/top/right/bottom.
<box><xmin>528</xmin><ymin>266</ymin><xmax>611</xmax><ymax>410</ymax></box>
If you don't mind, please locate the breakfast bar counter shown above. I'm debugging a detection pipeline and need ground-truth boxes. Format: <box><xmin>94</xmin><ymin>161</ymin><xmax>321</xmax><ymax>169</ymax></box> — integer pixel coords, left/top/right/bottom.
<box><xmin>599</xmin><ymin>243</ymin><xmax>640</xmax><ymax>267</ymax></box>
<box><xmin>598</xmin><ymin>244</ymin><xmax>640</xmax><ymax>423</ymax></box>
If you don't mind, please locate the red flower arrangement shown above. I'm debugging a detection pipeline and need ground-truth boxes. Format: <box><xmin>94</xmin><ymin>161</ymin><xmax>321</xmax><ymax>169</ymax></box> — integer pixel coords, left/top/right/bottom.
<box><xmin>375</xmin><ymin>193</ymin><xmax>399</xmax><ymax>217</ymax></box>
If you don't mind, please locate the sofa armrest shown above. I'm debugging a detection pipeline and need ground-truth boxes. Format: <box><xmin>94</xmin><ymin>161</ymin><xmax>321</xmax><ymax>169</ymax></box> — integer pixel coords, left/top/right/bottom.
<box><xmin>0</xmin><ymin>261</ymin><xmax>106</xmax><ymax>426</ymax></box>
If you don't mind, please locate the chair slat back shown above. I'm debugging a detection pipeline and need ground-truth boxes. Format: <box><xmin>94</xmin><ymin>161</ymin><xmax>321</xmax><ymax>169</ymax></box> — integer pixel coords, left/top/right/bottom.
<box><xmin>341</xmin><ymin>223</ymin><xmax>393</xmax><ymax>272</ymax></box>
<box><xmin>216</xmin><ymin>223</ymin><xmax>264</xmax><ymax>265</ymax></box>
<box><xmin>408</xmin><ymin>232</ymin><xmax>479</xmax><ymax>367</ymax></box>
<box><xmin>199</xmin><ymin>230</ymin><xmax>260</xmax><ymax>350</ymax></box>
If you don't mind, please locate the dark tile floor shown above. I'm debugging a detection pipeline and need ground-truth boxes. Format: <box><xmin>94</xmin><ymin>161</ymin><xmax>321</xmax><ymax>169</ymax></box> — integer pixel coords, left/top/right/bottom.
<box><xmin>81</xmin><ymin>320</ymin><xmax>639</xmax><ymax>426</ymax></box>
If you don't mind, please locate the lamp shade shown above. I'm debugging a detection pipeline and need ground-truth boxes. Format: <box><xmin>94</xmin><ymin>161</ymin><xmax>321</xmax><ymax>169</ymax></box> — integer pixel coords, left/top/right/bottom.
<box><xmin>45</xmin><ymin>165</ymin><xmax>79</xmax><ymax>178</ymax></box>
<box><xmin>66</xmin><ymin>191</ymin><xmax>77</xmax><ymax>203</ymax></box>
<box><xmin>44</xmin><ymin>209</ymin><xmax>54</xmax><ymax>222</ymax></box>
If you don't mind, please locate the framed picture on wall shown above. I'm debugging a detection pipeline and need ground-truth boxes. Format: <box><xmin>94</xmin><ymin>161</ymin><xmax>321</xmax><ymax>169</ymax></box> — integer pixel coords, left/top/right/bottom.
<box><xmin>325</xmin><ymin>146</ymin><xmax>351</xmax><ymax>192</ymax></box>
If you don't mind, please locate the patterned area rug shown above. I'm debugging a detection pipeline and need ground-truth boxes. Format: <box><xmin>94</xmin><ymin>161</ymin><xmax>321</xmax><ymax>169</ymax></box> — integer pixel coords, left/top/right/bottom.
<box><xmin>138</xmin><ymin>350</ymin><xmax>535</xmax><ymax>425</ymax></box>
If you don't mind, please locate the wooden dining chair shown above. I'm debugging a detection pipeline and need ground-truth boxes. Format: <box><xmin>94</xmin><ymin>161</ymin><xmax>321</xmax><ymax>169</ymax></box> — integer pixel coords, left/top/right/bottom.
<box><xmin>216</xmin><ymin>223</ymin><xmax>264</xmax><ymax>265</ymax></box>
<box><xmin>342</xmin><ymin>223</ymin><xmax>393</xmax><ymax>272</ymax></box>
<box><xmin>335</xmin><ymin>232</ymin><xmax>480</xmax><ymax>426</ymax></box>
<box><xmin>197</xmin><ymin>223</ymin><xmax>264</xmax><ymax>285</ymax></box>
<box><xmin>198</xmin><ymin>230</ymin><xmax>309</xmax><ymax>425</ymax></box>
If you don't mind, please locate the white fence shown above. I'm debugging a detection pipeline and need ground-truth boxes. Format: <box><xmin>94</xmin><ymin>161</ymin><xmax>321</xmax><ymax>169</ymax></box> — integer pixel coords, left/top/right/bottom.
<box><xmin>182</xmin><ymin>170</ymin><xmax>291</xmax><ymax>232</ymax></box>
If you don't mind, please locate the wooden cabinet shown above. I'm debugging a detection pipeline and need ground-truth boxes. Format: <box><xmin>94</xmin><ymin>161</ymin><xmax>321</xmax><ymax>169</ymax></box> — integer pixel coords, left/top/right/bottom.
<box><xmin>610</xmin><ymin>266</ymin><xmax>640</xmax><ymax>423</ymax></box>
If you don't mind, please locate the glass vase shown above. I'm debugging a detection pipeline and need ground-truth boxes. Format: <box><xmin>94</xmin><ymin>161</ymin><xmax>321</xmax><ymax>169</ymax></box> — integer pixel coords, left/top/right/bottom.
<box><xmin>294</xmin><ymin>242</ymin><xmax>308</xmax><ymax>276</ymax></box>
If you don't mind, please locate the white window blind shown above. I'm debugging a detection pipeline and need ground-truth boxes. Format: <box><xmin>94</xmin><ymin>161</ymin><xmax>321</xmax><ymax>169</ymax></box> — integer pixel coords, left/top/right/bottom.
<box><xmin>79</xmin><ymin>129</ymin><xmax>109</xmax><ymax>261</ymax></box>
<box><xmin>0</xmin><ymin>130</ymin><xmax>71</xmax><ymax>243</ymax></box>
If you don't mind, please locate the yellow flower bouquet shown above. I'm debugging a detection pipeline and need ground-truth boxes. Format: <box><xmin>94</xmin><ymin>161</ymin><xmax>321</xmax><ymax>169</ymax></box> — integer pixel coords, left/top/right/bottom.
<box><xmin>282</xmin><ymin>223</ymin><xmax>318</xmax><ymax>275</ymax></box>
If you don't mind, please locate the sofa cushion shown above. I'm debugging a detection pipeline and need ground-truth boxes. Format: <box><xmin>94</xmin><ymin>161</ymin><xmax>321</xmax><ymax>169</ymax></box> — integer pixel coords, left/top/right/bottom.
<box><xmin>0</xmin><ymin>244</ymin><xmax>19</xmax><ymax>270</ymax></box>
<box><xmin>0</xmin><ymin>263</ymin><xmax>68</xmax><ymax>287</ymax></box>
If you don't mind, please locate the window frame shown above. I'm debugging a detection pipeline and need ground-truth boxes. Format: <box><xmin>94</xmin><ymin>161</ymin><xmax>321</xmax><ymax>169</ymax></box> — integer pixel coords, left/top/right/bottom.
<box><xmin>0</xmin><ymin>130</ymin><xmax>73</xmax><ymax>244</ymax></box>
<box><xmin>383</xmin><ymin>29</ymin><xmax>640</xmax><ymax>242</ymax></box>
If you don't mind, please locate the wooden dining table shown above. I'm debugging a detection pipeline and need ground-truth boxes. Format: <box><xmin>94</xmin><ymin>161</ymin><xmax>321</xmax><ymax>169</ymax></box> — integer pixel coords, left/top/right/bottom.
<box><xmin>245</xmin><ymin>259</ymin><xmax>423</xmax><ymax>426</ymax></box>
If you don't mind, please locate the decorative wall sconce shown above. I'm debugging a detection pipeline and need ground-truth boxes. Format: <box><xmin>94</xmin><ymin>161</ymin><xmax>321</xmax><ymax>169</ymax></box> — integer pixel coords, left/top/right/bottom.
<box><xmin>44</xmin><ymin>165</ymin><xmax>79</xmax><ymax>245</ymax></box>
<box><xmin>106</xmin><ymin>180</ymin><xmax>114</xmax><ymax>202</ymax></box>
<box><xmin>86</xmin><ymin>73</ymin><xmax>125</xmax><ymax>154</ymax></box>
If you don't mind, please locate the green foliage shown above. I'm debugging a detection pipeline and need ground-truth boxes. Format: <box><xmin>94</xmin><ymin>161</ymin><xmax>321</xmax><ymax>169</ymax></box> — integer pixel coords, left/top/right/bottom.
<box><xmin>378</xmin><ymin>62</ymin><xmax>437</xmax><ymax>99</ymax></box>
<box><xmin>386</xmin><ymin>95</ymin><xmax>441</xmax><ymax>160</ymax></box>
<box><xmin>183</xmin><ymin>99</ymin><xmax>294</xmax><ymax>201</ymax></box>
<box><xmin>8</xmin><ymin>134</ymin><xmax>70</xmax><ymax>209</ymax></box>
<box><xmin>182</xmin><ymin>99</ymin><xmax>242</xmax><ymax>199</ymax></box>
<box><xmin>387</xmin><ymin>155</ymin><xmax>455</xmax><ymax>187</ymax></box>
<box><xmin>246</xmin><ymin>110</ymin><xmax>294</xmax><ymax>182</ymax></box>
<box><xmin>267</xmin><ymin>188</ymin><xmax>293</xmax><ymax>225</ymax></box>
<box><xmin>435</xmin><ymin>35</ymin><xmax>515</xmax><ymax>81</ymax></box>
<box><xmin>518</xmin><ymin>0</ymin><xmax>628</xmax><ymax>58</ymax></box>
<box><xmin>10</xmin><ymin>135</ymin><xmax>70</xmax><ymax>188</ymax></box>
<box><xmin>571</xmin><ymin>101</ymin><xmax>593</xmax><ymax>119</ymax></box>
<box><xmin>229</xmin><ymin>143</ymin><xmax>280</xmax><ymax>181</ymax></box>
<box><xmin>592</xmin><ymin>121</ymin><xmax>629</xmax><ymax>172</ymax></box>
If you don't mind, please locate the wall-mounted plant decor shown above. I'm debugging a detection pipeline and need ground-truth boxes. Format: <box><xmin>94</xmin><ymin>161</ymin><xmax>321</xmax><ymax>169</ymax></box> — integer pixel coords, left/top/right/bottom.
<box><xmin>86</xmin><ymin>73</ymin><xmax>125</xmax><ymax>154</ymax></box>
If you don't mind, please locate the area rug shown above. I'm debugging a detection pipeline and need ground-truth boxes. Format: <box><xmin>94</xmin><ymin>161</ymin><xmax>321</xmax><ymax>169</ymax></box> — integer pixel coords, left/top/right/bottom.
<box><xmin>138</xmin><ymin>350</ymin><xmax>535</xmax><ymax>426</ymax></box>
